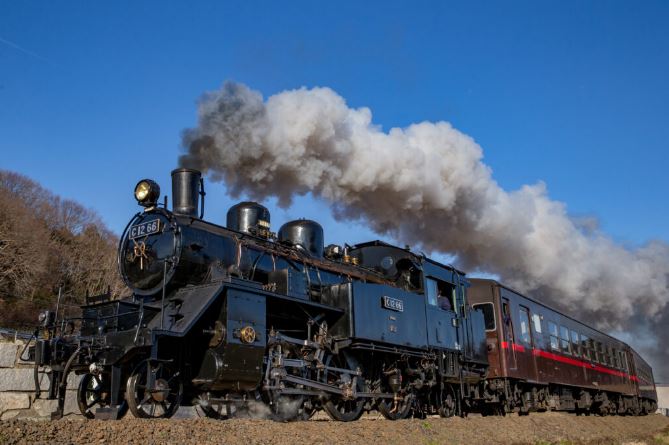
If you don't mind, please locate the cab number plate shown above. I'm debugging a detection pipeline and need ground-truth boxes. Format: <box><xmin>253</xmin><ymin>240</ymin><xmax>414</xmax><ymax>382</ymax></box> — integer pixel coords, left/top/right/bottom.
<box><xmin>382</xmin><ymin>296</ymin><xmax>404</xmax><ymax>312</ymax></box>
<box><xmin>129</xmin><ymin>220</ymin><xmax>161</xmax><ymax>239</ymax></box>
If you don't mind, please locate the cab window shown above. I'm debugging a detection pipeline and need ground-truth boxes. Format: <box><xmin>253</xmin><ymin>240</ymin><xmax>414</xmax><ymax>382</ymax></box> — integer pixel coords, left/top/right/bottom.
<box><xmin>425</xmin><ymin>277</ymin><xmax>455</xmax><ymax>311</ymax></box>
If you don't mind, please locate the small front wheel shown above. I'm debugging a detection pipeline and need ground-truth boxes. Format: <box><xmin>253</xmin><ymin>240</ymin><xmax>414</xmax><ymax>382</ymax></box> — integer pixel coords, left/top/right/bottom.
<box><xmin>77</xmin><ymin>373</ymin><xmax>128</xmax><ymax>419</ymax></box>
<box><xmin>126</xmin><ymin>360</ymin><xmax>182</xmax><ymax>419</ymax></box>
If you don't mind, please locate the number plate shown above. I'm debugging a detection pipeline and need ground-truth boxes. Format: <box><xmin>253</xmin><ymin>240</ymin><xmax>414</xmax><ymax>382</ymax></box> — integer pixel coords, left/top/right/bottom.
<box><xmin>129</xmin><ymin>220</ymin><xmax>161</xmax><ymax>239</ymax></box>
<box><xmin>382</xmin><ymin>296</ymin><xmax>404</xmax><ymax>312</ymax></box>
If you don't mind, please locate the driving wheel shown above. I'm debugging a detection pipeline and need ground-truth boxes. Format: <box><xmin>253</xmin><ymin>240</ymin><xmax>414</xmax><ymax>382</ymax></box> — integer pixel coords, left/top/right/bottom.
<box><xmin>321</xmin><ymin>353</ymin><xmax>365</xmax><ymax>422</ymax></box>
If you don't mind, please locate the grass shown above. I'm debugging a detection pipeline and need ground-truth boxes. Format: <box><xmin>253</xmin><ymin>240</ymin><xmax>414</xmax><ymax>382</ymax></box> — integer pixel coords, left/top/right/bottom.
<box><xmin>653</xmin><ymin>425</ymin><xmax>669</xmax><ymax>444</ymax></box>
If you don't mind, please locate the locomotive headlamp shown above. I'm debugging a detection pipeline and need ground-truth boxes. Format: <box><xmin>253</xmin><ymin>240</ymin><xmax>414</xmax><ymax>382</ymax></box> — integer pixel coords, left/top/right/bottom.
<box><xmin>38</xmin><ymin>310</ymin><xmax>55</xmax><ymax>327</ymax></box>
<box><xmin>134</xmin><ymin>179</ymin><xmax>160</xmax><ymax>208</ymax></box>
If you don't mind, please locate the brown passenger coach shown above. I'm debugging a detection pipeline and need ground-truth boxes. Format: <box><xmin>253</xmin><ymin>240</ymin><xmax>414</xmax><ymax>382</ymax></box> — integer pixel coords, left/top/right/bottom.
<box><xmin>469</xmin><ymin>279</ymin><xmax>657</xmax><ymax>415</ymax></box>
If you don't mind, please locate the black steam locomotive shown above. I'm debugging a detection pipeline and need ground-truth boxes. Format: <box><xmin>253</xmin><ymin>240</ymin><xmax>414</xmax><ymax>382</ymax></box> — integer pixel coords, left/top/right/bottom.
<box><xmin>33</xmin><ymin>168</ymin><xmax>656</xmax><ymax>420</ymax></box>
<box><xmin>34</xmin><ymin>168</ymin><xmax>487</xmax><ymax>420</ymax></box>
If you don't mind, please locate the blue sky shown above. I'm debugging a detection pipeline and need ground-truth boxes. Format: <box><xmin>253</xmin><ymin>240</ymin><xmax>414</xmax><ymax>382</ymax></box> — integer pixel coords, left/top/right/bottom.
<box><xmin>1</xmin><ymin>1</ymin><xmax>668</xmax><ymax>256</ymax></box>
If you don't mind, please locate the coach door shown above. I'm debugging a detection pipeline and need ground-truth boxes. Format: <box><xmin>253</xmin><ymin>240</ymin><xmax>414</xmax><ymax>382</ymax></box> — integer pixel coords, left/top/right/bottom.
<box><xmin>517</xmin><ymin>306</ymin><xmax>538</xmax><ymax>382</ymax></box>
<box><xmin>501</xmin><ymin>298</ymin><xmax>517</xmax><ymax>371</ymax></box>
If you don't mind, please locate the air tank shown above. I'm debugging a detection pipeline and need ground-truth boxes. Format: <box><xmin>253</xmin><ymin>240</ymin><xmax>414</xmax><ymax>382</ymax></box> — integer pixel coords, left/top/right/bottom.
<box><xmin>171</xmin><ymin>168</ymin><xmax>201</xmax><ymax>217</ymax></box>
<box><xmin>226</xmin><ymin>202</ymin><xmax>271</xmax><ymax>236</ymax></box>
<box><xmin>278</xmin><ymin>219</ymin><xmax>324</xmax><ymax>258</ymax></box>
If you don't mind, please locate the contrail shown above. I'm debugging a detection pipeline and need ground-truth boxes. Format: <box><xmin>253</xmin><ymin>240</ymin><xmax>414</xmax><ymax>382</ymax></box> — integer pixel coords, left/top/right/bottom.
<box><xmin>180</xmin><ymin>81</ymin><xmax>669</xmax><ymax>380</ymax></box>
<box><xmin>0</xmin><ymin>36</ymin><xmax>50</xmax><ymax>63</ymax></box>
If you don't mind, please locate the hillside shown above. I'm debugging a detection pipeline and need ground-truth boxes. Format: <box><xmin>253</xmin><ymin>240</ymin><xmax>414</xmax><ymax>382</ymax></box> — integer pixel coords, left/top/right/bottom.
<box><xmin>0</xmin><ymin>170</ymin><xmax>125</xmax><ymax>328</ymax></box>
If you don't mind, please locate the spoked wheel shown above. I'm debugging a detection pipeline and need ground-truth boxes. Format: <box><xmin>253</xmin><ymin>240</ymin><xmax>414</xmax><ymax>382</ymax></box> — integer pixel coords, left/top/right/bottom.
<box><xmin>126</xmin><ymin>360</ymin><xmax>183</xmax><ymax>419</ymax></box>
<box><xmin>77</xmin><ymin>373</ymin><xmax>128</xmax><ymax>419</ymax></box>
<box><xmin>438</xmin><ymin>391</ymin><xmax>456</xmax><ymax>418</ymax></box>
<box><xmin>265</xmin><ymin>346</ymin><xmax>315</xmax><ymax>421</ymax></box>
<box><xmin>378</xmin><ymin>392</ymin><xmax>414</xmax><ymax>420</ymax></box>
<box><xmin>321</xmin><ymin>353</ymin><xmax>366</xmax><ymax>422</ymax></box>
<box><xmin>196</xmin><ymin>394</ymin><xmax>234</xmax><ymax>420</ymax></box>
<box><xmin>197</xmin><ymin>392</ymin><xmax>271</xmax><ymax>419</ymax></box>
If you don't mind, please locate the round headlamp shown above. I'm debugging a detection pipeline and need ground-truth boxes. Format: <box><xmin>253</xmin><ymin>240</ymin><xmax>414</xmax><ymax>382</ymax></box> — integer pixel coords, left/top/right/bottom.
<box><xmin>134</xmin><ymin>179</ymin><xmax>160</xmax><ymax>207</ymax></box>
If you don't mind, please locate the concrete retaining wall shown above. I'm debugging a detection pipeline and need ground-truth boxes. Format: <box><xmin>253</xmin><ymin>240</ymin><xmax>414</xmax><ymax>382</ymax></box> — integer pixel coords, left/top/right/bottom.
<box><xmin>0</xmin><ymin>339</ymin><xmax>81</xmax><ymax>420</ymax></box>
<box><xmin>657</xmin><ymin>385</ymin><xmax>669</xmax><ymax>416</ymax></box>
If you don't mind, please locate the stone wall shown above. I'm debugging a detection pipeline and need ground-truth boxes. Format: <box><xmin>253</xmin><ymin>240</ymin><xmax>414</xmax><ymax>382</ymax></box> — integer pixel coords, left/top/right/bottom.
<box><xmin>0</xmin><ymin>338</ymin><xmax>81</xmax><ymax>420</ymax></box>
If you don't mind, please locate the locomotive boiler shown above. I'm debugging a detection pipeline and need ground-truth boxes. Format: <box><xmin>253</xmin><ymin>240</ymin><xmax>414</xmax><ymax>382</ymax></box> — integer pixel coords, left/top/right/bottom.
<box><xmin>34</xmin><ymin>168</ymin><xmax>489</xmax><ymax>420</ymax></box>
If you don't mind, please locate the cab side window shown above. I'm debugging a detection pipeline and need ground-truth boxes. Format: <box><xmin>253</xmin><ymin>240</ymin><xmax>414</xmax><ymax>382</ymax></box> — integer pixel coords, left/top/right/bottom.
<box><xmin>425</xmin><ymin>277</ymin><xmax>455</xmax><ymax>311</ymax></box>
<box><xmin>426</xmin><ymin>278</ymin><xmax>438</xmax><ymax>307</ymax></box>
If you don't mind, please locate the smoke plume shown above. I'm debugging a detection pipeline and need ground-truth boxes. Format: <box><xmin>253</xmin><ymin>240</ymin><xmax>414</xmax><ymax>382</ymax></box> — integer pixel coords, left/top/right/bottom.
<box><xmin>181</xmin><ymin>82</ymin><xmax>669</xmax><ymax>380</ymax></box>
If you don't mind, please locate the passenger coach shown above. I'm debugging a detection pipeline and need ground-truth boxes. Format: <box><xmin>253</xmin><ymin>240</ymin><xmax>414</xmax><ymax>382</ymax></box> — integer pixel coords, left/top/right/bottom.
<box><xmin>469</xmin><ymin>279</ymin><xmax>657</xmax><ymax>415</ymax></box>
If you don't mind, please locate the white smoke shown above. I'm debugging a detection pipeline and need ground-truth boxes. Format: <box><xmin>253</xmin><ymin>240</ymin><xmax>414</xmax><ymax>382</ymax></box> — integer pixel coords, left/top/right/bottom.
<box><xmin>181</xmin><ymin>82</ymin><xmax>669</xmax><ymax>380</ymax></box>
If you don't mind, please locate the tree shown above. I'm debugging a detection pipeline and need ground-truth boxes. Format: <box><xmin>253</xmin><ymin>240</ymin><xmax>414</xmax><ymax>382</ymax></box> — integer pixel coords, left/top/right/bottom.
<box><xmin>0</xmin><ymin>170</ymin><xmax>127</xmax><ymax>328</ymax></box>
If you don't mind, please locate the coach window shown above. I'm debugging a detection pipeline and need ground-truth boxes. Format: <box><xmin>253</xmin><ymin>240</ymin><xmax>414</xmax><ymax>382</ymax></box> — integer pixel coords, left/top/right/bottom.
<box><xmin>559</xmin><ymin>326</ymin><xmax>571</xmax><ymax>354</ymax></box>
<box><xmin>532</xmin><ymin>313</ymin><xmax>542</xmax><ymax>333</ymax></box>
<box><xmin>519</xmin><ymin>307</ymin><xmax>531</xmax><ymax>344</ymax></box>
<box><xmin>473</xmin><ymin>303</ymin><xmax>496</xmax><ymax>331</ymax></box>
<box><xmin>581</xmin><ymin>334</ymin><xmax>591</xmax><ymax>360</ymax></box>
<box><xmin>619</xmin><ymin>351</ymin><xmax>628</xmax><ymax>372</ymax></box>
<box><xmin>604</xmin><ymin>346</ymin><xmax>611</xmax><ymax>367</ymax></box>
<box><xmin>612</xmin><ymin>349</ymin><xmax>620</xmax><ymax>369</ymax></box>
<box><xmin>587</xmin><ymin>338</ymin><xmax>595</xmax><ymax>360</ymax></box>
<box><xmin>570</xmin><ymin>330</ymin><xmax>581</xmax><ymax>356</ymax></box>
<box><xmin>548</xmin><ymin>322</ymin><xmax>559</xmax><ymax>350</ymax></box>
<box><xmin>595</xmin><ymin>342</ymin><xmax>603</xmax><ymax>363</ymax></box>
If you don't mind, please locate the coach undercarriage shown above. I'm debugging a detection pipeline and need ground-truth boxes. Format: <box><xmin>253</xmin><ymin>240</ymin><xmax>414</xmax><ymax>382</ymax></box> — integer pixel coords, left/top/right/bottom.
<box><xmin>481</xmin><ymin>378</ymin><xmax>657</xmax><ymax>417</ymax></box>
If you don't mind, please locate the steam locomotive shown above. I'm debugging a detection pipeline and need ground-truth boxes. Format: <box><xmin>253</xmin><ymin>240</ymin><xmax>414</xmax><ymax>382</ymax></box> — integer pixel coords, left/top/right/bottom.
<box><xmin>32</xmin><ymin>168</ymin><xmax>657</xmax><ymax>420</ymax></box>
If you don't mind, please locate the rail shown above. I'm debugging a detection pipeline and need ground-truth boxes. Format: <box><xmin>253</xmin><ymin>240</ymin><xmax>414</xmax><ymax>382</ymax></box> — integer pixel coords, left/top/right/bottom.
<box><xmin>0</xmin><ymin>327</ymin><xmax>34</xmax><ymax>341</ymax></box>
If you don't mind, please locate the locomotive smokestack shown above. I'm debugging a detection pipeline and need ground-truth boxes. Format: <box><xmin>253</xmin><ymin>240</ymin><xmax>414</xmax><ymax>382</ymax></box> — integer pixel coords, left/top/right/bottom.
<box><xmin>179</xmin><ymin>82</ymin><xmax>669</xmax><ymax>380</ymax></box>
<box><xmin>171</xmin><ymin>168</ymin><xmax>201</xmax><ymax>217</ymax></box>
